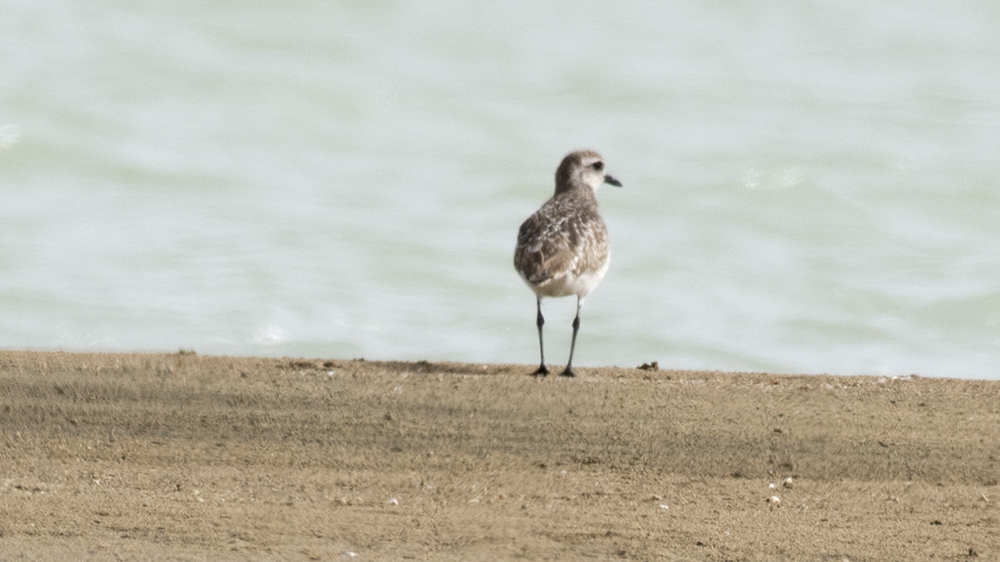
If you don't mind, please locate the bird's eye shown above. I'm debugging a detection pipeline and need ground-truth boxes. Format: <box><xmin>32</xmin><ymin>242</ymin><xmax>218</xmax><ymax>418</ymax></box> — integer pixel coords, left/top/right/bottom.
<box><xmin>591</xmin><ymin>161</ymin><xmax>604</xmax><ymax>171</ymax></box>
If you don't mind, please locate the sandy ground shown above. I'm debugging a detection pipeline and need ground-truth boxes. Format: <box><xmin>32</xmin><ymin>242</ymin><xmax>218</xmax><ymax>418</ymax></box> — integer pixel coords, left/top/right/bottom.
<box><xmin>1</xmin><ymin>350</ymin><xmax>999</xmax><ymax>561</ymax></box>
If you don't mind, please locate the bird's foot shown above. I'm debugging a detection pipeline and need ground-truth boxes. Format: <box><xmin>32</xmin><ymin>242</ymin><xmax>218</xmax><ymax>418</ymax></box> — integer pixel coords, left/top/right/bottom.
<box><xmin>531</xmin><ymin>365</ymin><xmax>550</xmax><ymax>377</ymax></box>
<box><xmin>559</xmin><ymin>366</ymin><xmax>577</xmax><ymax>378</ymax></box>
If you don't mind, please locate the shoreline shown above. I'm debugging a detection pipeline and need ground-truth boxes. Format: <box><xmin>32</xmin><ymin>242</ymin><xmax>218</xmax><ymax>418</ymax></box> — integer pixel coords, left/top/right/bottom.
<box><xmin>2</xmin><ymin>350</ymin><xmax>999</xmax><ymax>560</ymax></box>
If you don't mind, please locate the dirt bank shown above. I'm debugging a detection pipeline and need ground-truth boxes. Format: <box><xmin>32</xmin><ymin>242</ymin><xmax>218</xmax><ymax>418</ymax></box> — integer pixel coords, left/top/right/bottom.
<box><xmin>1</xmin><ymin>351</ymin><xmax>998</xmax><ymax>560</ymax></box>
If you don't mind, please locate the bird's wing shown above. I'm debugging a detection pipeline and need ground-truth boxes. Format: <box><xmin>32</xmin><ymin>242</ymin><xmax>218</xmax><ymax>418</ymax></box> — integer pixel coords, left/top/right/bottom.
<box><xmin>514</xmin><ymin>202</ymin><xmax>607</xmax><ymax>285</ymax></box>
<box><xmin>515</xmin><ymin>213</ymin><xmax>571</xmax><ymax>285</ymax></box>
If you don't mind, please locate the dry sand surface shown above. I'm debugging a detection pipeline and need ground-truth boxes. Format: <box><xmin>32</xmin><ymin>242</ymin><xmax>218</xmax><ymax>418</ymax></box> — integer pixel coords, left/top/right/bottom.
<box><xmin>2</xmin><ymin>350</ymin><xmax>999</xmax><ymax>561</ymax></box>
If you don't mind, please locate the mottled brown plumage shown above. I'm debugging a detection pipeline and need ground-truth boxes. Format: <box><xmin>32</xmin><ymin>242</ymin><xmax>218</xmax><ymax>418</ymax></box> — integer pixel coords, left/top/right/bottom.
<box><xmin>513</xmin><ymin>150</ymin><xmax>622</xmax><ymax>377</ymax></box>
<box><xmin>514</xmin><ymin>187</ymin><xmax>609</xmax><ymax>294</ymax></box>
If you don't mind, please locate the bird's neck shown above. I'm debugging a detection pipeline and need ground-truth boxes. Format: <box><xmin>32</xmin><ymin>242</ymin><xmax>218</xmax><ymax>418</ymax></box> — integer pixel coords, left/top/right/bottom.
<box><xmin>554</xmin><ymin>182</ymin><xmax>597</xmax><ymax>199</ymax></box>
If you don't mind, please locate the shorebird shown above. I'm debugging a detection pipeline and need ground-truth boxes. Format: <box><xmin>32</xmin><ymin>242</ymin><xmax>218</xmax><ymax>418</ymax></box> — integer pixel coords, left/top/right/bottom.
<box><xmin>514</xmin><ymin>150</ymin><xmax>622</xmax><ymax>377</ymax></box>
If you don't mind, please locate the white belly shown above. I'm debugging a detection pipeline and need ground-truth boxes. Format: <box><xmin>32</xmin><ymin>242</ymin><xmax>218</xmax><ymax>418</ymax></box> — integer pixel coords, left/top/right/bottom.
<box><xmin>524</xmin><ymin>254</ymin><xmax>610</xmax><ymax>299</ymax></box>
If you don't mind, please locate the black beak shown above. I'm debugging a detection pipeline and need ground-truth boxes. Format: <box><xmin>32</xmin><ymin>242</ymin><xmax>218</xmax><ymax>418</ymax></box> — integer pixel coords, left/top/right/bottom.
<box><xmin>604</xmin><ymin>174</ymin><xmax>622</xmax><ymax>187</ymax></box>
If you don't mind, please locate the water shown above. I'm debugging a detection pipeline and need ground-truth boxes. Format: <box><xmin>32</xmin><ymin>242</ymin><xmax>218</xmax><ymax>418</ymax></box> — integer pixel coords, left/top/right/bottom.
<box><xmin>2</xmin><ymin>1</ymin><xmax>998</xmax><ymax>378</ymax></box>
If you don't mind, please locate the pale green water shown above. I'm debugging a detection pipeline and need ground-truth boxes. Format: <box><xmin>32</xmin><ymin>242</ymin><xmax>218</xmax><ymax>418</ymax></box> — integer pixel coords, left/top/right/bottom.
<box><xmin>2</xmin><ymin>1</ymin><xmax>998</xmax><ymax>377</ymax></box>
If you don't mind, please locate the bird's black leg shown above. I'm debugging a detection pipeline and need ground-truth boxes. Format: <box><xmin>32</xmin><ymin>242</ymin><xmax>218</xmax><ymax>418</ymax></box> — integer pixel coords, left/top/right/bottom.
<box><xmin>561</xmin><ymin>297</ymin><xmax>583</xmax><ymax>377</ymax></box>
<box><xmin>532</xmin><ymin>297</ymin><xmax>550</xmax><ymax>376</ymax></box>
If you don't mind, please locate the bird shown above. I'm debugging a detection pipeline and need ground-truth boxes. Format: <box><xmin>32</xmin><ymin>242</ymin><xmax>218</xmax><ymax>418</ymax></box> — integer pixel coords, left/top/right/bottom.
<box><xmin>513</xmin><ymin>149</ymin><xmax>622</xmax><ymax>377</ymax></box>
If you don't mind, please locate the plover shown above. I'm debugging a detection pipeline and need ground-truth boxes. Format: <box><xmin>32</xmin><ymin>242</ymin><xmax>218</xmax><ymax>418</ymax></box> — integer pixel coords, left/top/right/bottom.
<box><xmin>514</xmin><ymin>150</ymin><xmax>622</xmax><ymax>377</ymax></box>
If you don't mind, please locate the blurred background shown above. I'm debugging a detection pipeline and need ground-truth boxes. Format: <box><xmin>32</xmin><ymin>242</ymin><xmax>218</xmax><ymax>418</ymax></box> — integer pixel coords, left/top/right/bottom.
<box><xmin>2</xmin><ymin>1</ymin><xmax>998</xmax><ymax>378</ymax></box>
